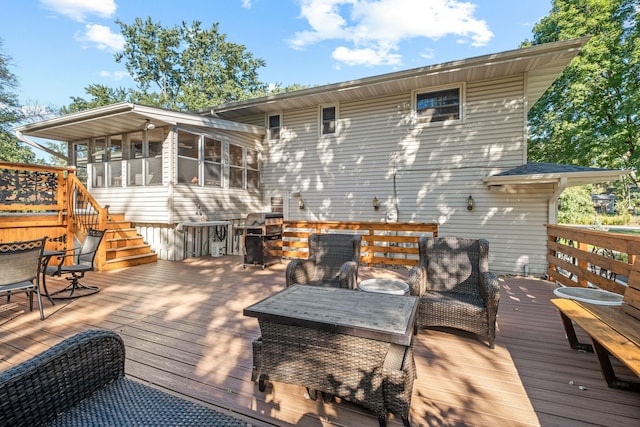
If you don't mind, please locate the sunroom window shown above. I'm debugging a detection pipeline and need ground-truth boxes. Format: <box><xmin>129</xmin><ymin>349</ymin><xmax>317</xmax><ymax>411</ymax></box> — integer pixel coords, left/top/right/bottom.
<box><xmin>229</xmin><ymin>143</ymin><xmax>244</xmax><ymax>189</ymax></box>
<box><xmin>177</xmin><ymin>131</ymin><xmax>200</xmax><ymax>184</ymax></box>
<box><xmin>203</xmin><ymin>136</ymin><xmax>222</xmax><ymax>186</ymax></box>
<box><xmin>414</xmin><ymin>87</ymin><xmax>461</xmax><ymax>124</ymax></box>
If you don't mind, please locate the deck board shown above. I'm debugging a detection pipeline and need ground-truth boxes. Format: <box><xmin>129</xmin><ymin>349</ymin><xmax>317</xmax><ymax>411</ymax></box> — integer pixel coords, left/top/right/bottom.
<box><xmin>2</xmin><ymin>256</ymin><xmax>639</xmax><ymax>426</ymax></box>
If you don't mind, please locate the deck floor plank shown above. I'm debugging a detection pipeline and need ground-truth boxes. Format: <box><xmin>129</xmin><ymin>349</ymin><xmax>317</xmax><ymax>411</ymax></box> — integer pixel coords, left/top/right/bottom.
<box><xmin>1</xmin><ymin>257</ymin><xmax>639</xmax><ymax>426</ymax></box>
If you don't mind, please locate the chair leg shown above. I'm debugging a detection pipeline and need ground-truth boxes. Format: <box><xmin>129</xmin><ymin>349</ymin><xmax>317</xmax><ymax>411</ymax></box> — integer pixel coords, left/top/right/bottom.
<box><xmin>35</xmin><ymin>288</ymin><xmax>44</xmax><ymax>321</ymax></box>
<box><xmin>41</xmin><ymin>274</ymin><xmax>55</xmax><ymax>305</ymax></box>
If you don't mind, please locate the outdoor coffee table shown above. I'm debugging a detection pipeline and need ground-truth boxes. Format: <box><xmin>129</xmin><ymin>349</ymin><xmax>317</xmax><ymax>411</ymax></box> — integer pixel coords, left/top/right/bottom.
<box><xmin>244</xmin><ymin>285</ymin><xmax>418</xmax><ymax>427</ymax></box>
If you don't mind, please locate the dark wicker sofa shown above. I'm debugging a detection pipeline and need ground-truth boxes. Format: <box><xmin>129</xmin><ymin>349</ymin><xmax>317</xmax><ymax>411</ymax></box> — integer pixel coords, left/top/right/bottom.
<box><xmin>0</xmin><ymin>329</ymin><xmax>249</xmax><ymax>426</ymax></box>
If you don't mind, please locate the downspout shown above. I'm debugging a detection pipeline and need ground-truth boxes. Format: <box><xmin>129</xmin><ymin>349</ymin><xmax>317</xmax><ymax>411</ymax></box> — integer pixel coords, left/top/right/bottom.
<box><xmin>548</xmin><ymin>176</ymin><xmax>568</xmax><ymax>224</ymax></box>
<box><xmin>15</xmin><ymin>130</ymin><xmax>69</xmax><ymax>162</ymax></box>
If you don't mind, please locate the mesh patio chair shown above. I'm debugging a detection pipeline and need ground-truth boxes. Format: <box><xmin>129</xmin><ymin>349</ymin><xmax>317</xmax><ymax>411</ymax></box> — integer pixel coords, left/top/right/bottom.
<box><xmin>407</xmin><ymin>236</ymin><xmax>500</xmax><ymax>348</ymax></box>
<box><xmin>285</xmin><ymin>233</ymin><xmax>361</xmax><ymax>289</ymax></box>
<box><xmin>43</xmin><ymin>229</ymin><xmax>106</xmax><ymax>299</ymax></box>
<box><xmin>0</xmin><ymin>237</ymin><xmax>46</xmax><ymax>320</ymax></box>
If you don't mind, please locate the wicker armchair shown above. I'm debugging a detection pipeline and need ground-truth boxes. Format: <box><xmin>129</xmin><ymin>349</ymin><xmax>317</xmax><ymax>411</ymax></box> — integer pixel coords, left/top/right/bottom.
<box><xmin>408</xmin><ymin>236</ymin><xmax>500</xmax><ymax>348</ymax></box>
<box><xmin>286</xmin><ymin>233</ymin><xmax>361</xmax><ymax>289</ymax></box>
<box><xmin>0</xmin><ymin>329</ymin><xmax>247</xmax><ymax>426</ymax></box>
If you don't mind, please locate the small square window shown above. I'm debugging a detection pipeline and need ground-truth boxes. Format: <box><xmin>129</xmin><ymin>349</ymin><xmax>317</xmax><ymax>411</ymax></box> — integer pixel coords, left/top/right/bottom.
<box><xmin>415</xmin><ymin>87</ymin><xmax>461</xmax><ymax>124</ymax></box>
<box><xmin>321</xmin><ymin>106</ymin><xmax>336</xmax><ymax>134</ymax></box>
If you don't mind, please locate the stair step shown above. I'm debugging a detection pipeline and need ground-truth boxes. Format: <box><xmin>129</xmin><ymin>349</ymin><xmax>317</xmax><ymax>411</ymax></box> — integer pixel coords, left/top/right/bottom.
<box><xmin>106</xmin><ymin>220</ymin><xmax>133</xmax><ymax>230</ymax></box>
<box><xmin>103</xmin><ymin>253</ymin><xmax>158</xmax><ymax>271</ymax></box>
<box><xmin>105</xmin><ymin>228</ymin><xmax>138</xmax><ymax>239</ymax></box>
<box><xmin>106</xmin><ymin>236</ymin><xmax>145</xmax><ymax>249</ymax></box>
<box><xmin>106</xmin><ymin>244</ymin><xmax>153</xmax><ymax>259</ymax></box>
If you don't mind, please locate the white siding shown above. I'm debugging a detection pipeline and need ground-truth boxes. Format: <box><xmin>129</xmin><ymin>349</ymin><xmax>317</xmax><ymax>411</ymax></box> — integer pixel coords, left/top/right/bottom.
<box><xmin>257</xmin><ymin>75</ymin><xmax>551</xmax><ymax>275</ymax></box>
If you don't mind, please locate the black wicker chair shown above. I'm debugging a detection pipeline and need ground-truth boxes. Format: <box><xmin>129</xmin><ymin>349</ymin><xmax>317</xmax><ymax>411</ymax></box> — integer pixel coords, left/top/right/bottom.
<box><xmin>285</xmin><ymin>233</ymin><xmax>361</xmax><ymax>289</ymax></box>
<box><xmin>1</xmin><ymin>237</ymin><xmax>46</xmax><ymax>320</ymax></box>
<box><xmin>408</xmin><ymin>236</ymin><xmax>500</xmax><ymax>348</ymax></box>
<box><xmin>43</xmin><ymin>228</ymin><xmax>105</xmax><ymax>299</ymax></box>
<box><xmin>0</xmin><ymin>329</ymin><xmax>248</xmax><ymax>426</ymax></box>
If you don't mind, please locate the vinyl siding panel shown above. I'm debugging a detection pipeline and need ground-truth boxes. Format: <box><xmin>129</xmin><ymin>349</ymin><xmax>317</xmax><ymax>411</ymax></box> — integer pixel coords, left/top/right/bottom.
<box><xmin>259</xmin><ymin>75</ymin><xmax>550</xmax><ymax>275</ymax></box>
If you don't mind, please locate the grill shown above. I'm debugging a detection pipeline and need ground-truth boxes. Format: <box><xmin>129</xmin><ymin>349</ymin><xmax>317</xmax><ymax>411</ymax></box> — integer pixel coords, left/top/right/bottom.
<box><xmin>237</xmin><ymin>212</ymin><xmax>283</xmax><ymax>269</ymax></box>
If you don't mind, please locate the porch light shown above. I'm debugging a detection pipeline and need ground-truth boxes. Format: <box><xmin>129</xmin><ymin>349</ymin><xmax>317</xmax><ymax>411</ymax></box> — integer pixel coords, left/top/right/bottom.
<box><xmin>373</xmin><ymin>196</ymin><xmax>380</xmax><ymax>211</ymax></box>
<box><xmin>144</xmin><ymin>120</ymin><xmax>156</xmax><ymax>131</ymax></box>
<box><xmin>467</xmin><ymin>195</ymin><xmax>474</xmax><ymax>211</ymax></box>
<box><xmin>298</xmin><ymin>197</ymin><xmax>305</xmax><ymax>210</ymax></box>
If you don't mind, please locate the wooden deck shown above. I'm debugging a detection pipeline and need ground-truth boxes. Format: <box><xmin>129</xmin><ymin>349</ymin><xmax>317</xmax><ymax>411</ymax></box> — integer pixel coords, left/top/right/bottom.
<box><xmin>2</xmin><ymin>257</ymin><xmax>639</xmax><ymax>426</ymax></box>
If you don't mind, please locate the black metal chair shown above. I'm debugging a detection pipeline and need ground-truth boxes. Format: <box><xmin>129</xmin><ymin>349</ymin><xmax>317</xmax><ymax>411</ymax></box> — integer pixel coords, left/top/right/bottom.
<box><xmin>44</xmin><ymin>229</ymin><xmax>106</xmax><ymax>299</ymax></box>
<box><xmin>0</xmin><ymin>237</ymin><xmax>46</xmax><ymax>320</ymax></box>
<box><xmin>285</xmin><ymin>233</ymin><xmax>361</xmax><ymax>289</ymax></box>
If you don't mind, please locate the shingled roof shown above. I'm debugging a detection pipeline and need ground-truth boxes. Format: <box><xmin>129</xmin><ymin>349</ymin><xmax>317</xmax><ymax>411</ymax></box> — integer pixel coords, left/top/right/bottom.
<box><xmin>484</xmin><ymin>162</ymin><xmax>629</xmax><ymax>187</ymax></box>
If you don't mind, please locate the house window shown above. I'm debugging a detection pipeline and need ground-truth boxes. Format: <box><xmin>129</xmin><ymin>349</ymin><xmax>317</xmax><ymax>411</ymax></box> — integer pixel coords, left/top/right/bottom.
<box><xmin>128</xmin><ymin>128</ymin><xmax>163</xmax><ymax>186</ymax></box>
<box><xmin>267</xmin><ymin>113</ymin><xmax>281</xmax><ymax>140</ymax></box>
<box><xmin>246</xmin><ymin>148</ymin><xmax>259</xmax><ymax>191</ymax></box>
<box><xmin>321</xmin><ymin>105</ymin><xmax>337</xmax><ymax>135</ymax></box>
<box><xmin>91</xmin><ymin>137</ymin><xmax>106</xmax><ymax>187</ymax></box>
<box><xmin>414</xmin><ymin>86</ymin><xmax>462</xmax><ymax>124</ymax></box>
<box><xmin>177</xmin><ymin>131</ymin><xmax>200</xmax><ymax>184</ymax></box>
<box><xmin>203</xmin><ymin>136</ymin><xmax>222</xmax><ymax>186</ymax></box>
<box><xmin>107</xmin><ymin>135</ymin><xmax>123</xmax><ymax>187</ymax></box>
<box><xmin>229</xmin><ymin>143</ymin><xmax>244</xmax><ymax>189</ymax></box>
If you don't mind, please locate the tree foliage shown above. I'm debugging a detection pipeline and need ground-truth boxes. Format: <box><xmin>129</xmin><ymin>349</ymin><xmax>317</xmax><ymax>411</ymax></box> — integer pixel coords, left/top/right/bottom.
<box><xmin>525</xmin><ymin>0</ymin><xmax>640</xmax><ymax>185</ymax></box>
<box><xmin>114</xmin><ymin>18</ymin><xmax>268</xmax><ymax>110</ymax></box>
<box><xmin>0</xmin><ymin>39</ymin><xmax>34</xmax><ymax>163</ymax></box>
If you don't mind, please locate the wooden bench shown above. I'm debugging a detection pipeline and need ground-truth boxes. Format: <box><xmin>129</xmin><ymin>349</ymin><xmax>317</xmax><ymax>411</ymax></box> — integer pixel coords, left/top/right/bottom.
<box><xmin>551</xmin><ymin>280</ymin><xmax>640</xmax><ymax>391</ymax></box>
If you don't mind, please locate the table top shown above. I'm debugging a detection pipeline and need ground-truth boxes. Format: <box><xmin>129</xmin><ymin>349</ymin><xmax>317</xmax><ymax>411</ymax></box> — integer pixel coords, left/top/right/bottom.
<box><xmin>358</xmin><ymin>278</ymin><xmax>409</xmax><ymax>295</ymax></box>
<box><xmin>553</xmin><ymin>286</ymin><xmax>624</xmax><ymax>306</ymax></box>
<box><xmin>244</xmin><ymin>285</ymin><xmax>418</xmax><ymax>346</ymax></box>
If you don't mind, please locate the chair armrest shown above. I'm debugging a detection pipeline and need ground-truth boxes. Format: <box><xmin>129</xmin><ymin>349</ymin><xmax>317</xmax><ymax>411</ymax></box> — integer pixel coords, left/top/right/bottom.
<box><xmin>479</xmin><ymin>271</ymin><xmax>500</xmax><ymax>313</ymax></box>
<box><xmin>338</xmin><ymin>260</ymin><xmax>359</xmax><ymax>289</ymax></box>
<box><xmin>285</xmin><ymin>259</ymin><xmax>315</xmax><ymax>287</ymax></box>
<box><xmin>0</xmin><ymin>329</ymin><xmax>125</xmax><ymax>426</ymax></box>
<box><xmin>407</xmin><ymin>265</ymin><xmax>426</xmax><ymax>297</ymax></box>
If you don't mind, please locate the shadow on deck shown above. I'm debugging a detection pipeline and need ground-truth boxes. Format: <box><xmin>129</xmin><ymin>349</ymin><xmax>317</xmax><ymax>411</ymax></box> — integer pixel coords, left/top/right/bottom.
<box><xmin>1</xmin><ymin>257</ymin><xmax>639</xmax><ymax>426</ymax></box>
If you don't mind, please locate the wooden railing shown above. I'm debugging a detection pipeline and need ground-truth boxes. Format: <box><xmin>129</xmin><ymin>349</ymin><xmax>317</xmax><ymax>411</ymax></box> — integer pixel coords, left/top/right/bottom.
<box><xmin>546</xmin><ymin>224</ymin><xmax>640</xmax><ymax>295</ymax></box>
<box><xmin>0</xmin><ymin>162</ymin><xmax>108</xmax><ymax>269</ymax></box>
<box><xmin>283</xmin><ymin>221</ymin><xmax>439</xmax><ymax>267</ymax></box>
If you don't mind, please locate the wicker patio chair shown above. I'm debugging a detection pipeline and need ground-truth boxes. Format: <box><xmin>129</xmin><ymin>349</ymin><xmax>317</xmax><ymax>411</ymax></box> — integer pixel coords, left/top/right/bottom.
<box><xmin>43</xmin><ymin>228</ymin><xmax>105</xmax><ymax>299</ymax></box>
<box><xmin>0</xmin><ymin>237</ymin><xmax>46</xmax><ymax>320</ymax></box>
<box><xmin>285</xmin><ymin>233</ymin><xmax>361</xmax><ymax>289</ymax></box>
<box><xmin>0</xmin><ymin>329</ymin><xmax>248</xmax><ymax>426</ymax></box>
<box><xmin>408</xmin><ymin>236</ymin><xmax>500</xmax><ymax>348</ymax></box>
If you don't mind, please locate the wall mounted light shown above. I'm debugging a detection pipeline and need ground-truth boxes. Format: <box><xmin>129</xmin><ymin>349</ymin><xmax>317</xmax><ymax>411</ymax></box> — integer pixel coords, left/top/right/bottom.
<box><xmin>467</xmin><ymin>195</ymin><xmax>474</xmax><ymax>211</ymax></box>
<box><xmin>144</xmin><ymin>120</ymin><xmax>156</xmax><ymax>131</ymax></box>
<box><xmin>373</xmin><ymin>196</ymin><xmax>380</xmax><ymax>211</ymax></box>
<box><xmin>298</xmin><ymin>197</ymin><xmax>305</xmax><ymax>210</ymax></box>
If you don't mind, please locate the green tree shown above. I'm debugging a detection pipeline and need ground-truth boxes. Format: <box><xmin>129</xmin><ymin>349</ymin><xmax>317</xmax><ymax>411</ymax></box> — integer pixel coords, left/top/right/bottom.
<box><xmin>0</xmin><ymin>39</ymin><xmax>34</xmax><ymax>163</ymax></box>
<box><xmin>115</xmin><ymin>18</ymin><xmax>268</xmax><ymax>110</ymax></box>
<box><xmin>525</xmin><ymin>0</ymin><xmax>640</xmax><ymax>184</ymax></box>
<box><xmin>558</xmin><ymin>186</ymin><xmax>596</xmax><ymax>223</ymax></box>
<box><xmin>61</xmin><ymin>84</ymin><xmax>132</xmax><ymax>114</ymax></box>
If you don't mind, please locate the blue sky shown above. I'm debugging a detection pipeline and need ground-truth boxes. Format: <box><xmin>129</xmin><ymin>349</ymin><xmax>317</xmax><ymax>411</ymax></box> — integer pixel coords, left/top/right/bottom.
<box><xmin>0</xmin><ymin>0</ymin><xmax>553</xmax><ymax>110</ymax></box>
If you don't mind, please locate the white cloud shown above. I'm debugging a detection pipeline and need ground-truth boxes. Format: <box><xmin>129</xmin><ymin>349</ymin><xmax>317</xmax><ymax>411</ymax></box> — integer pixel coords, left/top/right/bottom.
<box><xmin>40</xmin><ymin>0</ymin><xmax>117</xmax><ymax>22</ymax></box>
<box><xmin>291</xmin><ymin>0</ymin><xmax>493</xmax><ymax>66</ymax></box>
<box><xmin>75</xmin><ymin>24</ymin><xmax>125</xmax><ymax>51</ymax></box>
<box><xmin>99</xmin><ymin>70</ymin><xmax>130</xmax><ymax>81</ymax></box>
<box><xmin>332</xmin><ymin>46</ymin><xmax>401</xmax><ymax>67</ymax></box>
<box><xmin>241</xmin><ymin>0</ymin><xmax>252</xmax><ymax>8</ymax></box>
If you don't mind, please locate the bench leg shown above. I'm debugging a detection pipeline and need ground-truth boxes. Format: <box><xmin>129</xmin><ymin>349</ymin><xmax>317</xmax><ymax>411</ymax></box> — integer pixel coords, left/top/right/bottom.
<box><xmin>558</xmin><ymin>311</ymin><xmax>593</xmax><ymax>352</ymax></box>
<box><xmin>591</xmin><ymin>339</ymin><xmax>640</xmax><ymax>392</ymax></box>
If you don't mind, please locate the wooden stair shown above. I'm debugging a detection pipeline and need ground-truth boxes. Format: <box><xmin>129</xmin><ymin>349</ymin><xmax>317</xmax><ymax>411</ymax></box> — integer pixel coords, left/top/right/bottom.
<box><xmin>102</xmin><ymin>213</ymin><xmax>157</xmax><ymax>271</ymax></box>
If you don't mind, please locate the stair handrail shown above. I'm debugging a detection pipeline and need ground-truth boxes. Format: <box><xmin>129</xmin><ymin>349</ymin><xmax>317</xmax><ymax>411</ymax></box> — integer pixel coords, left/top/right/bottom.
<box><xmin>66</xmin><ymin>174</ymin><xmax>108</xmax><ymax>270</ymax></box>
